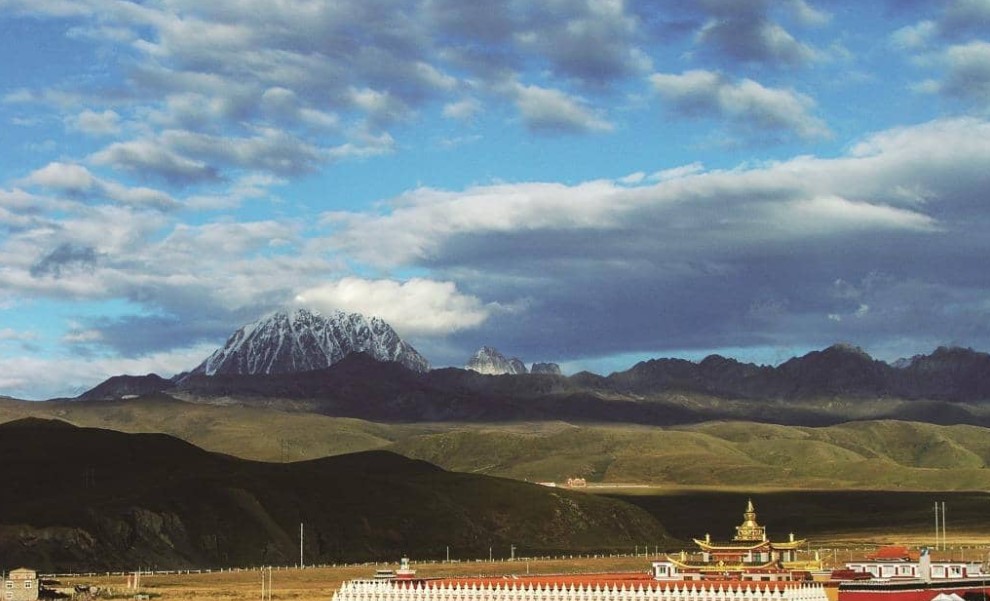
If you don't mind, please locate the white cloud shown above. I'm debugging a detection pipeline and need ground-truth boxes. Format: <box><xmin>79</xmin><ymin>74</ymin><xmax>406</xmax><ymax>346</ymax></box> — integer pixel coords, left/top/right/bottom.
<box><xmin>184</xmin><ymin>174</ymin><xmax>284</xmax><ymax>211</ymax></box>
<box><xmin>939</xmin><ymin>41</ymin><xmax>990</xmax><ymax>109</ymax></box>
<box><xmin>617</xmin><ymin>172</ymin><xmax>646</xmax><ymax>185</ymax></box>
<box><xmin>329</xmin><ymin>118</ymin><xmax>984</xmax><ymax>269</ymax></box>
<box><xmin>650</xmin><ymin>70</ymin><xmax>830</xmax><ymax>140</ymax></box>
<box><xmin>695</xmin><ymin>7</ymin><xmax>820</xmax><ymax>67</ymax></box>
<box><xmin>90</xmin><ymin>140</ymin><xmax>217</xmax><ymax>184</ymax></box>
<box><xmin>24</xmin><ymin>162</ymin><xmax>97</xmax><ymax>192</ymax></box>
<box><xmin>295</xmin><ymin>277</ymin><xmax>492</xmax><ymax>336</ymax></box>
<box><xmin>326</xmin><ymin>179</ymin><xmax>626</xmax><ymax>266</ymax></box>
<box><xmin>66</xmin><ymin>109</ymin><xmax>121</xmax><ymax>136</ymax></box>
<box><xmin>514</xmin><ymin>0</ymin><xmax>650</xmax><ymax>85</ymax></box>
<box><xmin>939</xmin><ymin>0</ymin><xmax>990</xmax><ymax>38</ymax></box>
<box><xmin>62</xmin><ymin>328</ymin><xmax>103</xmax><ymax>343</ymax></box>
<box><xmin>326</xmin><ymin>131</ymin><xmax>396</xmax><ymax>161</ymax></box>
<box><xmin>0</xmin><ymin>0</ymin><xmax>94</xmax><ymax>18</ymax></box>
<box><xmin>891</xmin><ymin>20</ymin><xmax>937</xmax><ymax>50</ymax></box>
<box><xmin>347</xmin><ymin>87</ymin><xmax>411</xmax><ymax>124</ymax></box>
<box><xmin>0</xmin><ymin>328</ymin><xmax>38</xmax><ymax>343</ymax></box>
<box><xmin>22</xmin><ymin>162</ymin><xmax>178</xmax><ymax>210</ymax></box>
<box><xmin>786</xmin><ymin>0</ymin><xmax>831</xmax><ymax>27</ymax></box>
<box><xmin>775</xmin><ymin>195</ymin><xmax>937</xmax><ymax>234</ymax></box>
<box><xmin>649</xmin><ymin>162</ymin><xmax>705</xmax><ymax>182</ymax></box>
<box><xmin>0</xmin><ymin>342</ymin><xmax>217</xmax><ymax>400</ymax></box>
<box><xmin>513</xmin><ymin>84</ymin><xmax>613</xmax><ymax>134</ymax></box>
<box><xmin>162</xmin><ymin>127</ymin><xmax>323</xmax><ymax>175</ymax></box>
<box><xmin>443</xmin><ymin>98</ymin><xmax>481</xmax><ymax>121</ymax></box>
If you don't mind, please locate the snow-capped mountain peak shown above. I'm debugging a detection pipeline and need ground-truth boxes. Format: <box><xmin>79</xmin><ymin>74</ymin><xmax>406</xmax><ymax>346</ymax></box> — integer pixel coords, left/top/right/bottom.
<box><xmin>192</xmin><ymin>308</ymin><xmax>430</xmax><ymax>375</ymax></box>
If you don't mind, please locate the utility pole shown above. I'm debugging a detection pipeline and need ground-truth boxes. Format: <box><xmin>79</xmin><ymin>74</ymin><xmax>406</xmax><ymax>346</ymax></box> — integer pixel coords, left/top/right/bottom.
<box><xmin>261</xmin><ymin>566</ymin><xmax>272</xmax><ymax>601</ymax></box>
<box><xmin>935</xmin><ymin>501</ymin><xmax>940</xmax><ymax>551</ymax></box>
<box><xmin>300</xmin><ymin>523</ymin><xmax>304</xmax><ymax>568</ymax></box>
<box><xmin>510</xmin><ymin>544</ymin><xmax>516</xmax><ymax>561</ymax></box>
<box><xmin>942</xmin><ymin>501</ymin><xmax>947</xmax><ymax>551</ymax></box>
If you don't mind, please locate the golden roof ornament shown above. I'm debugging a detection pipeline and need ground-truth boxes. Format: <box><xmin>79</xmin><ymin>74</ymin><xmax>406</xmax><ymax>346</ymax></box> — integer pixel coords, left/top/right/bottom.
<box><xmin>733</xmin><ymin>498</ymin><xmax>766</xmax><ymax>541</ymax></box>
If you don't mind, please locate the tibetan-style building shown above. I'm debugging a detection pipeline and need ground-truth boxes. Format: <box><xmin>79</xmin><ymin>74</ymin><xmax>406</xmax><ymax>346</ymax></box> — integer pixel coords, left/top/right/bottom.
<box><xmin>653</xmin><ymin>499</ymin><xmax>818</xmax><ymax>582</ymax></box>
<box><xmin>333</xmin><ymin>512</ymin><xmax>829</xmax><ymax>601</ymax></box>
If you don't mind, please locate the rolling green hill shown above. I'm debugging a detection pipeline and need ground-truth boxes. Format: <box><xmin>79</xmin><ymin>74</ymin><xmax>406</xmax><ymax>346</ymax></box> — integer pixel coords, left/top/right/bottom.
<box><xmin>5</xmin><ymin>396</ymin><xmax>990</xmax><ymax>490</ymax></box>
<box><xmin>0</xmin><ymin>394</ymin><xmax>428</xmax><ymax>461</ymax></box>
<box><xmin>387</xmin><ymin>420</ymin><xmax>990</xmax><ymax>490</ymax></box>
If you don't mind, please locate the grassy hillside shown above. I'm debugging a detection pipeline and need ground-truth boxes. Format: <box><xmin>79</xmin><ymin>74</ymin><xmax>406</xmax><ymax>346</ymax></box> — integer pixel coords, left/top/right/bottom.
<box><xmin>0</xmin><ymin>419</ymin><xmax>670</xmax><ymax>572</ymax></box>
<box><xmin>388</xmin><ymin>420</ymin><xmax>990</xmax><ymax>489</ymax></box>
<box><xmin>0</xmin><ymin>395</ymin><xmax>429</xmax><ymax>461</ymax></box>
<box><xmin>6</xmin><ymin>396</ymin><xmax>990</xmax><ymax>489</ymax></box>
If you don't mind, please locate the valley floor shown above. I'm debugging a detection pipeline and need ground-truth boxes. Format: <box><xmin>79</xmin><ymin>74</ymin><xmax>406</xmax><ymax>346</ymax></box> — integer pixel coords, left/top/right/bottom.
<box><xmin>57</xmin><ymin>548</ymin><xmax>990</xmax><ymax>601</ymax></box>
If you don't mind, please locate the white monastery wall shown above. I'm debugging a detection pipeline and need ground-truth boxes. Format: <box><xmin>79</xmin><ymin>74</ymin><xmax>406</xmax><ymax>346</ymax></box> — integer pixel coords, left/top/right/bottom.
<box><xmin>332</xmin><ymin>579</ymin><xmax>829</xmax><ymax>601</ymax></box>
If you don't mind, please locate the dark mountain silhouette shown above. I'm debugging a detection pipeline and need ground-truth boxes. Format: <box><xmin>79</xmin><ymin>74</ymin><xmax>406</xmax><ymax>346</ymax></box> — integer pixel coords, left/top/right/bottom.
<box><xmin>77</xmin><ymin>345</ymin><xmax>990</xmax><ymax>426</ymax></box>
<box><xmin>895</xmin><ymin>346</ymin><xmax>990</xmax><ymax>400</ymax></box>
<box><xmin>0</xmin><ymin>419</ymin><xmax>668</xmax><ymax>572</ymax></box>
<box><xmin>75</xmin><ymin>373</ymin><xmax>175</xmax><ymax>402</ymax></box>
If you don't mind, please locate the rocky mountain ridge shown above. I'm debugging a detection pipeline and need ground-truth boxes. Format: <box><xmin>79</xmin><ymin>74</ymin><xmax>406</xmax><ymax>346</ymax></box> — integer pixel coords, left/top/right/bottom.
<box><xmin>466</xmin><ymin>346</ymin><xmax>528</xmax><ymax>375</ymax></box>
<box><xmin>609</xmin><ymin>344</ymin><xmax>990</xmax><ymax>401</ymax></box>
<box><xmin>190</xmin><ymin>308</ymin><xmax>429</xmax><ymax>376</ymax></box>
<box><xmin>465</xmin><ymin>346</ymin><xmax>562</xmax><ymax>376</ymax></box>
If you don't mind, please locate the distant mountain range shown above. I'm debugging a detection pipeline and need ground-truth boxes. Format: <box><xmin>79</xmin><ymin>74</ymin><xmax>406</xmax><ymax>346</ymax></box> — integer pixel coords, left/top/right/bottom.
<box><xmin>68</xmin><ymin>307</ymin><xmax>990</xmax><ymax>426</ymax></box>
<box><xmin>80</xmin><ymin>341</ymin><xmax>990</xmax><ymax>427</ymax></box>
<box><xmin>607</xmin><ymin>343</ymin><xmax>990</xmax><ymax>401</ymax></box>
<box><xmin>0</xmin><ymin>418</ymin><xmax>668</xmax><ymax>572</ymax></box>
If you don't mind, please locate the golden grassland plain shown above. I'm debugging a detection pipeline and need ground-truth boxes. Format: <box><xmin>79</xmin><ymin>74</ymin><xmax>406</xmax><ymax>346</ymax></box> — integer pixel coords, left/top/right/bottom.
<box><xmin>58</xmin><ymin>547</ymin><xmax>990</xmax><ymax>601</ymax></box>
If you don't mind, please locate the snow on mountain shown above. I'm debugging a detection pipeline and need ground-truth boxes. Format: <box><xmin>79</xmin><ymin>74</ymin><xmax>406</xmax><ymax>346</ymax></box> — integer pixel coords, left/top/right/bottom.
<box><xmin>192</xmin><ymin>308</ymin><xmax>430</xmax><ymax>376</ymax></box>
<box><xmin>465</xmin><ymin>347</ymin><xmax>529</xmax><ymax>375</ymax></box>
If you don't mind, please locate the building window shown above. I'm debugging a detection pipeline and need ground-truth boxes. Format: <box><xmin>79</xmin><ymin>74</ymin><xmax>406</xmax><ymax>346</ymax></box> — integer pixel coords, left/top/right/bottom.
<box><xmin>24</xmin><ymin>581</ymin><xmax>32</xmax><ymax>588</ymax></box>
<box><xmin>4</xmin><ymin>592</ymin><xmax>11</xmax><ymax>600</ymax></box>
<box><xmin>4</xmin><ymin>582</ymin><xmax>10</xmax><ymax>589</ymax></box>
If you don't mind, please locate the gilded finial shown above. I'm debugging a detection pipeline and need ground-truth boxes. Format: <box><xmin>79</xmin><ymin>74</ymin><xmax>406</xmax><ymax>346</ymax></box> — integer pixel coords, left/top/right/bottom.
<box><xmin>734</xmin><ymin>498</ymin><xmax>766</xmax><ymax>541</ymax></box>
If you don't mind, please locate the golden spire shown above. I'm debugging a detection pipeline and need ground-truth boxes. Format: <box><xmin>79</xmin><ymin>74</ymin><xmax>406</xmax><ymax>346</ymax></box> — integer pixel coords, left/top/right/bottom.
<box><xmin>734</xmin><ymin>498</ymin><xmax>766</xmax><ymax>541</ymax></box>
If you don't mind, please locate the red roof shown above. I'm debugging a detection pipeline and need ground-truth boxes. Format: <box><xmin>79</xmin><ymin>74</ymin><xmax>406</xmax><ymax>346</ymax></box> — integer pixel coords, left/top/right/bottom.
<box><xmin>866</xmin><ymin>546</ymin><xmax>920</xmax><ymax>561</ymax></box>
<box><xmin>830</xmin><ymin>570</ymin><xmax>873</xmax><ymax>581</ymax></box>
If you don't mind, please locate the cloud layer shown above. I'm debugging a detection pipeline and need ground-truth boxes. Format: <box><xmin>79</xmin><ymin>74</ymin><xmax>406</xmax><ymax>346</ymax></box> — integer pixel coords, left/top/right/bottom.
<box><xmin>327</xmin><ymin>118</ymin><xmax>989</xmax><ymax>360</ymax></box>
<box><xmin>2</xmin><ymin>1</ymin><xmax>990</xmax><ymax>399</ymax></box>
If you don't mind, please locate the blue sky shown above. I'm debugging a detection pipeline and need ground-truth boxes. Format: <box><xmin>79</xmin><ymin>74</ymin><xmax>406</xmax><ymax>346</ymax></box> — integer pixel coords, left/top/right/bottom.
<box><xmin>1</xmin><ymin>0</ymin><xmax>989</xmax><ymax>399</ymax></box>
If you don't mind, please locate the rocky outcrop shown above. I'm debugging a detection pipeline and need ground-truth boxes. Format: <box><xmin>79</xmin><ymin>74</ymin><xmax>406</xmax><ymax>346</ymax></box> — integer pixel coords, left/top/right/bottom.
<box><xmin>531</xmin><ymin>362</ymin><xmax>562</xmax><ymax>375</ymax></box>
<box><xmin>466</xmin><ymin>347</ymin><xmax>528</xmax><ymax>375</ymax></box>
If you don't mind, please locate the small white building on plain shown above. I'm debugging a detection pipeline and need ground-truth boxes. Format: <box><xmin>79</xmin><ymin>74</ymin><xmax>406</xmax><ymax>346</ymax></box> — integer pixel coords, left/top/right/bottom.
<box><xmin>3</xmin><ymin>568</ymin><xmax>38</xmax><ymax>601</ymax></box>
